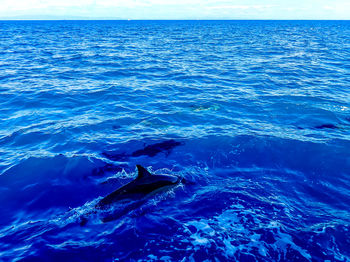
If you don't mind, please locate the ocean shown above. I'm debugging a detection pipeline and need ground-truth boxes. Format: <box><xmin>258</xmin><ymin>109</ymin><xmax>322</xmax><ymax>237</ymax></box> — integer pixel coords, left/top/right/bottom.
<box><xmin>0</xmin><ymin>20</ymin><xmax>349</xmax><ymax>261</ymax></box>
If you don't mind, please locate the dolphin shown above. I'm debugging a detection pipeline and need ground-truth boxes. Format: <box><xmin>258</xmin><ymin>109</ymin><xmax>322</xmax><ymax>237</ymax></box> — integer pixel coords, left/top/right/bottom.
<box><xmin>96</xmin><ymin>165</ymin><xmax>181</xmax><ymax>208</ymax></box>
<box><xmin>131</xmin><ymin>140</ymin><xmax>182</xmax><ymax>157</ymax></box>
<box><xmin>102</xmin><ymin>139</ymin><xmax>183</xmax><ymax>161</ymax></box>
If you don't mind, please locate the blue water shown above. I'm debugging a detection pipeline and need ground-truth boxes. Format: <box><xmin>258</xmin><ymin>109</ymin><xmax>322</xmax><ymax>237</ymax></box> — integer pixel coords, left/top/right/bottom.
<box><xmin>0</xmin><ymin>20</ymin><xmax>349</xmax><ymax>261</ymax></box>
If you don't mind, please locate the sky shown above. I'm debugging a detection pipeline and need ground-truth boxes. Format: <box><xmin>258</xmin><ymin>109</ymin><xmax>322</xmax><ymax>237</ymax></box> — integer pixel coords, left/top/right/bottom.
<box><xmin>0</xmin><ymin>0</ymin><xmax>349</xmax><ymax>20</ymax></box>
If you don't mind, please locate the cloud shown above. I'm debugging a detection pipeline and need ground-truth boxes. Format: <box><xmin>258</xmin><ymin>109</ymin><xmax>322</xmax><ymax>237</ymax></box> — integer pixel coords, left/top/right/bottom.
<box><xmin>206</xmin><ymin>5</ymin><xmax>275</xmax><ymax>10</ymax></box>
<box><xmin>323</xmin><ymin>3</ymin><xmax>350</xmax><ymax>11</ymax></box>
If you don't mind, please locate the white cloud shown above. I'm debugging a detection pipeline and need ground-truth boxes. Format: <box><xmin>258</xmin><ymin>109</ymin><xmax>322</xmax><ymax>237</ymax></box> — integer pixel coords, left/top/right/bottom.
<box><xmin>323</xmin><ymin>3</ymin><xmax>350</xmax><ymax>11</ymax></box>
<box><xmin>206</xmin><ymin>5</ymin><xmax>275</xmax><ymax>10</ymax></box>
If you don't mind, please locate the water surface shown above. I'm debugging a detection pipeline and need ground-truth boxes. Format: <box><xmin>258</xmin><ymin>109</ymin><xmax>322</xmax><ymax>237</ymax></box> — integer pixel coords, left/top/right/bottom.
<box><xmin>0</xmin><ymin>20</ymin><xmax>349</xmax><ymax>261</ymax></box>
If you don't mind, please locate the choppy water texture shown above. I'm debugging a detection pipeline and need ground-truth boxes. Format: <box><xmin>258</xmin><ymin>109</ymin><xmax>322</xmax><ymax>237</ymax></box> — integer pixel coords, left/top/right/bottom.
<box><xmin>0</xmin><ymin>20</ymin><xmax>350</xmax><ymax>261</ymax></box>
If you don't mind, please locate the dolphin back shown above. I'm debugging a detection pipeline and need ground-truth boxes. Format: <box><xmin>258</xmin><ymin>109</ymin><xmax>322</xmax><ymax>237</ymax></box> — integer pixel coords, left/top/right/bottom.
<box><xmin>96</xmin><ymin>165</ymin><xmax>179</xmax><ymax>208</ymax></box>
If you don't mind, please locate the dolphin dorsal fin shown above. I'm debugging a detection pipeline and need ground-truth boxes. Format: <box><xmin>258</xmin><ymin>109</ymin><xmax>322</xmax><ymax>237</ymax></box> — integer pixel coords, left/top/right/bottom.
<box><xmin>136</xmin><ymin>165</ymin><xmax>152</xmax><ymax>179</ymax></box>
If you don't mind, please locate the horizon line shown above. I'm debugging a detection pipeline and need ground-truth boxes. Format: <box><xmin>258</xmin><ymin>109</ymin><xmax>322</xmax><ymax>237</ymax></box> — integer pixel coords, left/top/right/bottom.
<box><xmin>1</xmin><ymin>19</ymin><xmax>350</xmax><ymax>21</ymax></box>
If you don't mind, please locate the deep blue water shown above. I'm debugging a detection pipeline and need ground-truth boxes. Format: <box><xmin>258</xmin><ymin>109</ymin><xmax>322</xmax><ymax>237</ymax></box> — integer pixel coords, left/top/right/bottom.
<box><xmin>0</xmin><ymin>20</ymin><xmax>350</xmax><ymax>261</ymax></box>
